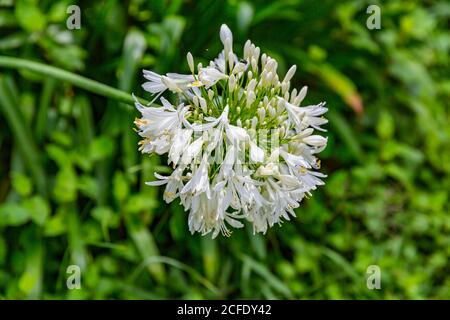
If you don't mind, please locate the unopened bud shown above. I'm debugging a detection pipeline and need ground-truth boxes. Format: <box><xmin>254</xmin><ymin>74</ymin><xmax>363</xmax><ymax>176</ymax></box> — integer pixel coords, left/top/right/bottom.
<box><xmin>187</xmin><ymin>52</ymin><xmax>194</xmax><ymax>73</ymax></box>
<box><xmin>208</xmin><ymin>89</ymin><xmax>214</xmax><ymax>100</ymax></box>
<box><xmin>283</xmin><ymin>65</ymin><xmax>296</xmax><ymax>83</ymax></box>
<box><xmin>199</xmin><ymin>97</ymin><xmax>208</xmax><ymax>113</ymax></box>
<box><xmin>229</xmin><ymin>74</ymin><xmax>237</xmax><ymax>91</ymax></box>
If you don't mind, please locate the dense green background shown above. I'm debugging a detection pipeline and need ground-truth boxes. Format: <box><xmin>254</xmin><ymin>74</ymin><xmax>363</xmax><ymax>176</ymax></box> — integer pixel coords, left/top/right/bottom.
<box><xmin>0</xmin><ymin>0</ymin><xmax>449</xmax><ymax>299</ymax></box>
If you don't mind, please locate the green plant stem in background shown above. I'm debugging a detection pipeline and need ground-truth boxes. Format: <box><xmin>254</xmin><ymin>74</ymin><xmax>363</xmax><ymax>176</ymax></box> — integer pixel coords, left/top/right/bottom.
<box><xmin>0</xmin><ymin>56</ymin><xmax>148</xmax><ymax>106</ymax></box>
<box><xmin>36</xmin><ymin>78</ymin><xmax>56</xmax><ymax>144</ymax></box>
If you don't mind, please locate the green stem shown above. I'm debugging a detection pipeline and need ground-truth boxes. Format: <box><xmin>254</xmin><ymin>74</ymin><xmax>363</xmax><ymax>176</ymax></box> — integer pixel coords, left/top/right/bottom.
<box><xmin>0</xmin><ymin>56</ymin><xmax>148</xmax><ymax>105</ymax></box>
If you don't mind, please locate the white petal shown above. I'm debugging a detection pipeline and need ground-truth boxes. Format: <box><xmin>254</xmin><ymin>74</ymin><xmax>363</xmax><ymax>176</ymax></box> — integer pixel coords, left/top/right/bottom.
<box><xmin>220</xmin><ymin>24</ymin><xmax>233</xmax><ymax>46</ymax></box>
<box><xmin>250</xmin><ymin>141</ymin><xmax>264</xmax><ymax>163</ymax></box>
<box><xmin>303</xmin><ymin>135</ymin><xmax>327</xmax><ymax>147</ymax></box>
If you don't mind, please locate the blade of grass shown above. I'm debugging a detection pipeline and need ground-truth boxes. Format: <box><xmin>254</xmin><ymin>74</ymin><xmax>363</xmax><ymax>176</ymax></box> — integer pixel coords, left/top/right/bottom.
<box><xmin>240</xmin><ymin>254</ymin><xmax>292</xmax><ymax>298</ymax></box>
<box><xmin>241</xmin><ymin>257</ymin><xmax>252</xmax><ymax>297</ymax></box>
<box><xmin>246</xmin><ymin>224</ymin><xmax>267</xmax><ymax>260</ymax></box>
<box><xmin>201</xmin><ymin>237</ymin><xmax>219</xmax><ymax>282</ymax></box>
<box><xmin>316</xmin><ymin>245</ymin><xmax>368</xmax><ymax>296</ymax></box>
<box><xmin>75</xmin><ymin>95</ymin><xmax>95</xmax><ymax>146</ymax></box>
<box><xmin>129</xmin><ymin>256</ymin><xmax>219</xmax><ymax>295</ymax></box>
<box><xmin>260</xmin><ymin>283</ymin><xmax>278</xmax><ymax>299</ymax></box>
<box><xmin>18</xmin><ymin>227</ymin><xmax>44</xmax><ymax>299</ymax></box>
<box><xmin>328</xmin><ymin>109</ymin><xmax>364</xmax><ymax>163</ymax></box>
<box><xmin>124</xmin><ymin>214</ymin><xmax>166</xmax><ymax>283</ymax></box>
<box><xmin>115</xmin><ymin>283</ymin><xmax>164</xmax><ymax>299</ymax></box>
<box><xmin>67</xmin><ymin>204</ymin><xmax>88</xmax><ymax>271</ymax></box>
<box><xmin>35</xmin><ymin>78</ymin><xmax>56</xmax><ymax>143</ymax></box>
<box><xmin>0</xmin><ymin>75</ymin><xmax>47</xmax><ymax>197</ymax></box>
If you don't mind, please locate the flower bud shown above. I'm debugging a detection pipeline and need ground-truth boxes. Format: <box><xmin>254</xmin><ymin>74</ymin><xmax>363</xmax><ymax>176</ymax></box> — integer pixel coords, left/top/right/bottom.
<box><xmin>199</xmin><ymin>97</ymin><xmax>208</xmax><ymax>113</ymax></box>
<box><xmin>283</xmin><ymin>65</ymin><xmax>297</xmax><ymax>83</ymax></box>
<box><xmin>294</xmin><ymin>86</ymin><xmax>308</xmax><ymax>106</ymax></box>
<box><xmin>232</xmin><ymin>62</ymin><xmax>246</xmax><ymax>74</ymax></box>
<box><xmin>220</xmin><ymin>24</ymin><xmax>233</xmax><ymax>46</ymax></box>
<box><xmin>247</xmin><ymin>79</ymin><xmax>257</xmax><ymax>92</ymax></box>
<box><xmin>208</xmin><ymin>89</ymin><xmax>214</xmax><ymax>100</ymax></box>
<box><xmin>187</xmin><ymin>52</ymin><xmax>195</xmax><ymax>73</ymax></box>
<box><xmin>229</xmin><ymin>74</ymin><xmax>237</xmax><ymax>91</ymax></box>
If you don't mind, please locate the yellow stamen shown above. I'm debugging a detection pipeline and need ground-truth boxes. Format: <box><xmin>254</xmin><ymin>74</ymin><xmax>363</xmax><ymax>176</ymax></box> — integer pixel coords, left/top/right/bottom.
<box><xmin>138</xmin><ymin>138</ymin><xmax>151</xmax><ymax>145</ymax></box>
<box><xmin>134</xmin><ymin>118</ymin><xmax>150</xmax><ymax>126</ymax></box>
<box><xmin>164</xmin><ymin>191</ymin><xmax>175</xmax><ymax>199</ymax></box>
<box><xmin>188</xmin><ymin>80</ymin><xmax>204</xmax><ymax>87</ymax></box>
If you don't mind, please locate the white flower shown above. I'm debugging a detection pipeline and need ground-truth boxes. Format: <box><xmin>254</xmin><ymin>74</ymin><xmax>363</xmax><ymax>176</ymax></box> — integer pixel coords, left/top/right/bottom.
<box><xmin>181</xmin><ymin>154</ymin><xmax>211</xmax><ymax>196</ymax></box>
<box><xmin>146</xmin><ymin>169</ymin><xmax>184</xmax><ymax>203</ymax></box>
<box><xmin>249</xmin><ymin>141</ymin><xmax>265</xmax><ymax>163</ymax></box>
<box><xmin>285</xmin><ymin>99</ymin><xmax>328</xmax><ymax>132</ymax></box>
<box><xmin>134</xmin><ymin>98</ymin><xmax>190</xmax><ymax>155</ymax></box>
<box><xmin>169</xmin><ymin>128</ymin><xmax>193</xmax><ymax>166</ymax></box>
<box><xmin>180</xmin><ymin>136</ymin><xmax>204</xmax><ymax>166</ymax></box>
<box><xmin>303</xmin><ymin>135</ymin><xmax>328</xmax><ymax>147</ymax></box>
<box><xmin>134</xmin><ymin>24</ymin><xmax>328</xmax><ymax>237</ymax></box>
<box><xmin>142</xmin><ymin>71</ymin><xmax>194</xmax><ymax>94</ymax></box>
<box><xmin>198</xmin><ymin>66</ymin><xmax>228</xmax><ymax>88</ymax></box>
<box><xmin>225</xmin><ymin>124</ymin><xmax>248</xmax><ymax>145</ymax></box>
<box><xmin>214</xmin><ymin>51</ymin><xmax>237</xmax><ymax>73</ymax></box>
<box><xmin>142</xmin><ymin>70</ymin><xmax>166</xmax><ymax>94</ymax></box>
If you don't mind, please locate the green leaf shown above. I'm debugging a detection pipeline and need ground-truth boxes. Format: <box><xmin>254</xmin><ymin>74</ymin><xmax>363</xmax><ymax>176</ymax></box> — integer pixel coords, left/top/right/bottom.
<box><xmin>169</xmin><ymin>204</ymin><xmax>186</xmax><ymax>240</ymax></box>
<box><xmin>325</xmin><ymin>170</ymin><xmax>348</xmax><ymax>199</ymax></box>
<box><xmin>125</xmin><ymin>194</ymin><xmax>157</xmax><ymax>214</ymax></box>
<box><xmin>18</xmin><ymin>232</ymin><xmax>43</xmax><ymax>298</ymax></box>
<box><xmin>113</xmin><ymin>172</ymin><xmax>129</xmax><ymax>204</ymax></box>
<box><xmin>0</xmin><ymin>32</ymin><xmax>27</xmax><ymax>50</ymax></box>
<box><xmin>0</xmin><ymin>235</ymin><xmax>6</xmax><ymax>264</ymax></box>
<box><xmin>0</xmin><ymin>203</ymin><xmax>30</xmax><ymax>226</ymax></box>
<box><xmin>43</xmin><ymin>210</ymin><xmax>66</xmax><ymax>237</ymax></box>
<box><xmin>15</xmin><ymin>0</ymin><xmax>47</xmax><ymax>32</ymax></box>
<box><xmin>91</xmin><ymin>207</ymin><xmax>115</xmax><ymax>225</ymax></box>
<box><xmin>77</xmin><ymin>175</ymin><xmax>99</xmax><ymax>199</ymax></box>
<box><xmin>201</xmin><ymin>237</ymin><xmax>218</xmax><ymax>281</ymax></box>
<box><xmin>376</xmin><ymin>111</ymin><xmax>395</xmax><ymax>140</ymax></box>
<box><xmin>67</xmin><ymin>206</ymin><xmax>88</xmax><ymax>271</ymax></box>
<box><xmin>11</xmin><ymin>172</ymin><xmax>32</xmax><ymax>197</ymax></box>
<box><xmin>53</xmin><ymin>166</ymin><xmax>77</xmax><ymax>203</ymax></box>
<box><xmin>91</xmin><ymin>206</ymin><xmax>118</xmax><ymax>241</ymax></box>
<box><xmin>23</xmin><ymin>196</ymin><xmax>50</xmax><ymax>226</ymax></box>
<box><xmin>46</xmin><ymin>144</ymin><xmax>72</xmax><ymax>168</ymax></box>
<box><xmin>89</xmin><ymin>136</ymin><xmax>115</xmax><ymax>161</ymax></box>
<box><xmin>0</xmin><ymin>75</ymin><xmax>47</xmax><ymax>197</ymax></box>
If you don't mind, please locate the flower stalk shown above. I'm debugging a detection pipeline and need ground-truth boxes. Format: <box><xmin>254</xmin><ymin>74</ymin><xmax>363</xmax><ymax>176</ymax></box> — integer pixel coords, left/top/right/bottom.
<box><xmin>0</xmin><ymin>56</ymin><xmax>148</xmax><ymax>105</ymax></box>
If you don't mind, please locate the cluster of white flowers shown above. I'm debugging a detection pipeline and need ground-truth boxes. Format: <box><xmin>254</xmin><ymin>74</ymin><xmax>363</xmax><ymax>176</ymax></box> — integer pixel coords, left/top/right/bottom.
<box><xmin>134</xmin><ymin>24</ymin><xmax>328</xmax><ymax>238</ymax></box>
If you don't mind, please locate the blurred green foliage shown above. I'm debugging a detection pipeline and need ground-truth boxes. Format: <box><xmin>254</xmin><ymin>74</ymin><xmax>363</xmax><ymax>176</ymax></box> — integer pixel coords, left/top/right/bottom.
<box><xmin>0</xmin><ymin>0</ymin><xmax>449</xmax><ymax>299</ymax></box>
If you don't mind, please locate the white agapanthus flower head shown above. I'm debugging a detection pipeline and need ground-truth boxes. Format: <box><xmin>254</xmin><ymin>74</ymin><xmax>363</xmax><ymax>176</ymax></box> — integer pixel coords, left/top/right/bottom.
<box><xmin>134</xmin><ymin>24</ymin><xmax>328</xmax><ymax>238</ymax></box>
